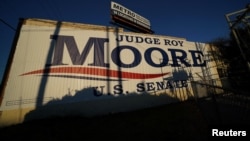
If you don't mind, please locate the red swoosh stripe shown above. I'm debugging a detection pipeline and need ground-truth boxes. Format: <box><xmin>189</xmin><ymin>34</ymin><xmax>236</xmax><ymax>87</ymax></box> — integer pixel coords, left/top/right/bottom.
<box><xmin>20</xmin><ymin>67</ymin><xmax>169</xmax><ymax>79</ymax></box>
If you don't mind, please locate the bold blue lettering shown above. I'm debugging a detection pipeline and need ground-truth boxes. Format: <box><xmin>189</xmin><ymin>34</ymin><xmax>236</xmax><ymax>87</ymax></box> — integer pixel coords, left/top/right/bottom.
<box><xmin>50</xmin><ymin>35</ymin><xmax>109</xmax><ymax>67</ymax></box>
<box><xmin>189</xmin><ymin>50</ymin><xmax>206</xmax><ymax>67</ymax></box>
<box><xmin>135</xmin><ymin>36</ymin><xmax>143</xmax><ymax>43</ymax></box>
<box><xmin>116</xmin><ymin>35</ymin><xmax>123</xmax><ymax>42</ymax></box>
<box><xmin>156</xmin><ymin>81</ymin><xmax>166</xmax><ymax>90</ymax></box>
<box><xmin>164</xmin><ymin>39</ymin><xmax>171</xmax><ymax>46</ymax></box>
<box><xmin>144</xmin><ymin>47</ymin><xmax>169</xmax><ymax>67</ymax></box>
<box><xmin>113</xmin><ymin>85</ymin><xmax>123</xmax><ymax>94</ymax></box>
<box><xmin>125</xmin><ymin>35</ymin><xmax>133</xmax><ymax>42</ymax></box>
<box><xmin>171</xmin><ymin>40</ymin><xmax>178</xmax><ymax>46</ymax></box>
<box><xmin>168</xmin><ymin>49</ymin><xmax>191</xmax><ymax>67</ymax></box>
<box><xmin>146</xmin><ymin>82</ymin><xmax>155</xmax><ymax>91</ymax></box>
<box><xmin>137</xmin><ymin>83</ymin><xmax>145</xmax><ymax>92</ymax></box>
<box><xmin>145</xmin><ymin>37</ymin><xmax>153</xmax><ymax>44</ymax></box>
<box><xmin>111</xmin><ymin>46</ymin><xmax>141</xmax><ymax>68</ymax></box>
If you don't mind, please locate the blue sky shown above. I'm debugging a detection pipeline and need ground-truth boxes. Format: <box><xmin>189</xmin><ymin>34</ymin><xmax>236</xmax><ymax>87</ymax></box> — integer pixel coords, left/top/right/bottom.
<box><xmin>0</xmin><ymin>0</ymin><xmax>249</xmax><ymax>83</ymax></box>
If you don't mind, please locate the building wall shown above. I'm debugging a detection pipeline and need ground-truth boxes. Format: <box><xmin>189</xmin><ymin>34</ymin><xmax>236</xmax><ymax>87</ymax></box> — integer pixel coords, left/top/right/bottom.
<box><xmin>0</xmin><ymin>18</ymin><xmax>221</xmax><ymax>127</ymax></box>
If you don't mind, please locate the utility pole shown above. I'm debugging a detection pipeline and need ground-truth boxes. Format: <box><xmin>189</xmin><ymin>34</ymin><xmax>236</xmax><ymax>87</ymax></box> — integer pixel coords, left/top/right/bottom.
<box><xmin>0</xmin><ymin>18</ymin><xmax>16</xmax><ymax>31</ymax></box>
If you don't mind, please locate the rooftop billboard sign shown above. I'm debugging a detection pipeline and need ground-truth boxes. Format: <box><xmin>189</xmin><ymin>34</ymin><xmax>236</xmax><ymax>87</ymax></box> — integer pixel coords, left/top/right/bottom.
<box><xmin>111</xmin><ymin>1</ymin><xmax>153</xmax><ymax>34</ymax></box>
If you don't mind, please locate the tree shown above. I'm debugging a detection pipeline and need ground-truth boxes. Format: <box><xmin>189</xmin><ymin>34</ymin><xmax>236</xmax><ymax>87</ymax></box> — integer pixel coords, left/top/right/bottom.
<box><xmin>210</xmin><ymin>26</ymin><xmax>250</xmax><ymax>92</ymax></box>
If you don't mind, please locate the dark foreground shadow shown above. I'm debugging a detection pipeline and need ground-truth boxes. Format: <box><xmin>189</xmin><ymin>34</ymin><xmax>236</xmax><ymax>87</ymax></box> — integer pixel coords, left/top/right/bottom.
<box><xmin>24</xmin><ymin>87</ymin><xmax>180</xmax><ymax>122</ymax></box>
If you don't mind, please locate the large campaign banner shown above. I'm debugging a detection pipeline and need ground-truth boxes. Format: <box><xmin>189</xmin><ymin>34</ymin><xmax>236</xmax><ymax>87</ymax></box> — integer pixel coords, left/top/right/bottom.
<box><xmin>0</xmin><ymin>19</ymin><xmax>208</xmax><ymax>112</ymax></box>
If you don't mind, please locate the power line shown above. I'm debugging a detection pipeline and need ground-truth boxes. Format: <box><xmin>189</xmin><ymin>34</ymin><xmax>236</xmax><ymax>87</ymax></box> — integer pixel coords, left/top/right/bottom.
<box><xmin>0</xmin><ymin>18</ymin><xmax>16</xmax><ymax>31</ymax></box>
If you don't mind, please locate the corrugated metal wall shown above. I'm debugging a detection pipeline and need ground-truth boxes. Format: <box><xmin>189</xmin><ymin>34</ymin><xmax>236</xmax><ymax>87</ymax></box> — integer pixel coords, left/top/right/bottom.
<box><xmin>0</xmin><ymin>18</ymin><xmax>222</xmax><ymax>127</ymax></box>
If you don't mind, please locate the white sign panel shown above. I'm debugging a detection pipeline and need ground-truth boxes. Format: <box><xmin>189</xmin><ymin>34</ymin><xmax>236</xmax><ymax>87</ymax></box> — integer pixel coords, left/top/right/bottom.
<box><xmin>0</xmin><ymin>19</ymin><xmax>207</xmax><ymax>111</ymax></box>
